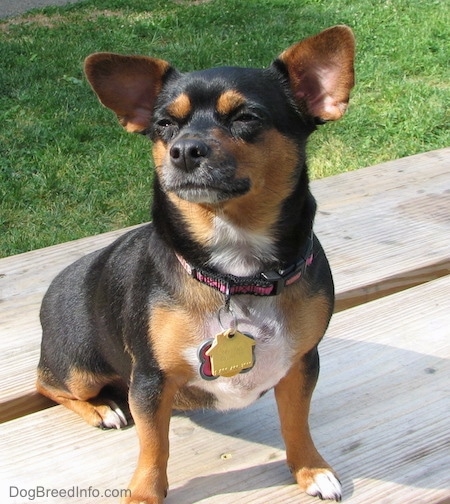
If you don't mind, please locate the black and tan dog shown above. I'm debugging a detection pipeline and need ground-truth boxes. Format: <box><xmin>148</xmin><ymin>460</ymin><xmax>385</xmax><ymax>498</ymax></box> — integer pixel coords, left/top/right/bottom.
<box><xmin>37</xmin><ymin>26</ymin><xmax>355</xmax><ymax>503</ymax></box>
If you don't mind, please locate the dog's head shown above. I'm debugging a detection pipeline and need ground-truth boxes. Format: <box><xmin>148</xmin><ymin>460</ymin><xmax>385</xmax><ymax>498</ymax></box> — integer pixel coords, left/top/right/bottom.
<box><xmin>85</xmin><ymin>26</ymin><xmax>354</xmax><ymax>242</ymax></box>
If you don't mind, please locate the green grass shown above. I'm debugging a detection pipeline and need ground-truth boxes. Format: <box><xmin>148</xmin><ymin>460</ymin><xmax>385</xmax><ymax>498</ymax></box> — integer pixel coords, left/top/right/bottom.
<box><xmin>1</xmin><ymin>0</ymin><xmax>449</xmax><ymax>257</ymax></box>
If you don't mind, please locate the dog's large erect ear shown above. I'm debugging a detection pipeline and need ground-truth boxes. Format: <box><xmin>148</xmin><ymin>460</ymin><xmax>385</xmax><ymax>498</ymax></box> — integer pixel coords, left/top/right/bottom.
<box><xmin>277</xmin><ymin>25</ymin><xmax>355</xmax><ymax>122</ymax></box>
<box><xmin>84</xmin><ymin>53</ymin><xmax>172</xmax><ymax>133</ymax></box>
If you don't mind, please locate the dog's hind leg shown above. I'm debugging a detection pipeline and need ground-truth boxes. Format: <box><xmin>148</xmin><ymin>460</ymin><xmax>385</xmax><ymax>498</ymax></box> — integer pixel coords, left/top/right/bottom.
<box><xmin>36</xmin><ymin>367</ymin><xmax>127</xmax><ymax>429</ymax></box>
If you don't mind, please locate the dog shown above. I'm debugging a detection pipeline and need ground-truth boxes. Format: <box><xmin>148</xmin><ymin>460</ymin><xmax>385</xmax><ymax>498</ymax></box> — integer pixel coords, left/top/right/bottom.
<box><xmin>37</xmin><ymin>25</ymin><xmax>355</xmax><ymax>503</ymax></box>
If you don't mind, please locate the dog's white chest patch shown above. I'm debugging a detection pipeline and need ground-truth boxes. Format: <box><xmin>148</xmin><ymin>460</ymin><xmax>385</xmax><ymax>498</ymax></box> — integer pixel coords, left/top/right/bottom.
<box><xmin>184</xmin><ymin>297</ymin><xmax>293</xmax><ymax>411</ymax></box>
<box><xmin>208</xmin><ymin>216</ymin><xmax>277</xmax><ymax>276</ymax></box>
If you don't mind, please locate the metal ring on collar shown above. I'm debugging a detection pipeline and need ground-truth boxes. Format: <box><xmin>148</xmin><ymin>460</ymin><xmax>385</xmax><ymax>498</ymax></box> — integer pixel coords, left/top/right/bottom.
<box><xmin>217</xmin><ymin>304</ymin><xmax>238</xmax><ymax>331</ymax></box>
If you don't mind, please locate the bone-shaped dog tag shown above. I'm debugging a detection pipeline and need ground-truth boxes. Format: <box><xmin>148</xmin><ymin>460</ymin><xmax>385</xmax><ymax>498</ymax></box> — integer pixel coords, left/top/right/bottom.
<box><xmin>205</xmin><ymin>329</ymin><xmax>255</xmax><ymax>378</ymax></box>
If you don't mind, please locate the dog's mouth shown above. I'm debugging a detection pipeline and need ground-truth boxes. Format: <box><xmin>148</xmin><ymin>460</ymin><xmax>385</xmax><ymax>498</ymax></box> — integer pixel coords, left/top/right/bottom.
<box><xmin>155</xmin><ymin>135</ymin><xmax>252</xmax><ymax>204</ymax></box>
<box><xmin>160</xmin><ymin>159</ymin><xmax>251</xmax><ymax>204</ymax></box>
<box><xmin>167</xmin><ymin>179</ymin><xmax>251</xmax><ymax>204</ymax></box>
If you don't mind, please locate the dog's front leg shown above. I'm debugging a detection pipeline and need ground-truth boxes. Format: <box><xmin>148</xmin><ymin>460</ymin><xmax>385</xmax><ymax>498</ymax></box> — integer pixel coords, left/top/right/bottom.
<box><xmin>123</xmin><ymin>369</ymin><xmax>177</xmax><ymax>504</ymax></box>
<box><xmin>274</xmin><ymin>347</ymin><xmax>342</xmax><ymax>501</ymax></box>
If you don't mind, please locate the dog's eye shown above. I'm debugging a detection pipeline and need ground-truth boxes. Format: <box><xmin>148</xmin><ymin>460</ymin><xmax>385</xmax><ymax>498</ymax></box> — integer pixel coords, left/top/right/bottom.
<box><xmin>233</xmin><ymin>112</ymin><xmax>260</xmax><ymax>123</ymax></box>
<box><xmin>153</xmin><ymin>119</ymin><xmax>179</xmax><ymax>141</ymax></box>
<box><xmin>156</xmin><ymin>118</ymin><xmax>177</xmax><ymax>129</ymax></box>
<box><xmin>230</xmin><ymin>110</ymin><xmax>265</xmax><ymax>140</ymax></box>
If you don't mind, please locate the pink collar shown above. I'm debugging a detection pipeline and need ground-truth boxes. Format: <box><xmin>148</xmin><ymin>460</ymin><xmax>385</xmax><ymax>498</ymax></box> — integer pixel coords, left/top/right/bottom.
<box><xmin>176</xmin><ymin>233</ymin><xmax>314</xmax><ymax>299</ymax></box>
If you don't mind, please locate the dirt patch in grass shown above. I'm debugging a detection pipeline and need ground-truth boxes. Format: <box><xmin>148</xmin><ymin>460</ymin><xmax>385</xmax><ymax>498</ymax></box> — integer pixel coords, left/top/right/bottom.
<box><xmin>84</xmin><ymin>9</ymin><xmax>125</xmax><ymax>21</ymax></box>
<box><xmin>173</xmin><ymin>0</ymin><xmax>214</xmax><ymax>5</ymax></box>
<box><xmin>0</xmin><ymin>10</ymin><xmax>127</xmax><ymax>34</ymax></box>
<box><xmin>0</xmin><ymin>13</ymin><xmax>66</xmax><ymax>32</ymax></box>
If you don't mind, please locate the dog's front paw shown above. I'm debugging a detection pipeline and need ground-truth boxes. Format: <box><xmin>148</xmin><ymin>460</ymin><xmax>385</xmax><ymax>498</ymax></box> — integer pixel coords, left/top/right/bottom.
<box><xmin>121</xmin><ymin>489</ymin><xmax>166</xmax><ymax>504</ymax></box>
<box><xmin>122</xmin><ymin>472</ymin><xmax>168</xmax><ymax>504</ymax></box>
<box><xmin>121</xmin><ymin>497</ymin><xmax>163</xmax><ymax>504</ymax></box>
<box><xmin>296</xmin><ymin>468</ymin><xmax>342</xmax><ymax>502</ymax></box>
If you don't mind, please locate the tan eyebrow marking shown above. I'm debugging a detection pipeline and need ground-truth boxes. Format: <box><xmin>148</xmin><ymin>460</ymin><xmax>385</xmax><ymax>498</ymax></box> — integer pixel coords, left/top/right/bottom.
<box><xmin>166</xmin><ymin>93</ymin><xmax>192</xmax><ymax>120</ymax></box>
<box><xmin>216</xmin><ymin>90</ymin><xmax>246</xmax><ymax>115</ymax></box>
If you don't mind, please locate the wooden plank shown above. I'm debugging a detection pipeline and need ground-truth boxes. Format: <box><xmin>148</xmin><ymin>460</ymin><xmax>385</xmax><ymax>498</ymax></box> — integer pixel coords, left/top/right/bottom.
<box><xmin>312</xmin><ymin>147</ymin><xmax>450</xmax><ymax>310</ymax></box>
<box><xmin>0</xmin><ymin>148</ymin><xmax>449</xmax><ymax>420</ymax></box>
<box><xmin>1</xmin><ymin>276</ymin><xmax>449</xmax><ymax>504</ymax></box>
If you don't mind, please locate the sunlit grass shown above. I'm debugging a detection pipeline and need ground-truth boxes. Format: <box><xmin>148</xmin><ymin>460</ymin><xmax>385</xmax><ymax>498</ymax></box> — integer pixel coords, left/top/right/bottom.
<box><xmin>1</xmin><ymin>0</ymin><xmax>449</xmax><ymax>256</ymax></box>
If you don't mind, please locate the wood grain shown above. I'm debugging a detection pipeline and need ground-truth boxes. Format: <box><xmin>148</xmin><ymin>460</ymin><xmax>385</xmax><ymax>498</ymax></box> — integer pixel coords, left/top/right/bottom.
<box><xmin>0</xmin><ymin>149</ymin><xmax>449</xmax><ymax>419</ymax></box>
<box><xmin>1</xmin><ymin>276</ymin><xmax>448</xmax><ymax>503</ymax></box>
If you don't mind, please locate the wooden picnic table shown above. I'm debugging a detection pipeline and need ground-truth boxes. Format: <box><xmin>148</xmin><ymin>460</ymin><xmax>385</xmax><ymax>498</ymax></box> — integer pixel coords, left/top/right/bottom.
<box><xmin>0</xmin><ymin>148</ymin><xmax>449</xmax><ymax>503</ymax></box>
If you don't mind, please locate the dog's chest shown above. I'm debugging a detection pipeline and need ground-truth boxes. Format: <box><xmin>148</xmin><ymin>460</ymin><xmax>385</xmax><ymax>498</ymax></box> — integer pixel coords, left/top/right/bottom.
<box><xmin>184</xmin><ymin>297</ymin><xmax>294</xmax><ymax>411</ymax></box>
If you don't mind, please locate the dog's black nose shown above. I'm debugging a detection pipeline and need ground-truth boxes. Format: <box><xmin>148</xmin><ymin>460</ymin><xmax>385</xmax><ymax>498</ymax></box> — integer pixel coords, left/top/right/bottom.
<box><xmin>169</xmin><ymin>139</ymin><xmax>209</xmax><ymax>172</ymax></box>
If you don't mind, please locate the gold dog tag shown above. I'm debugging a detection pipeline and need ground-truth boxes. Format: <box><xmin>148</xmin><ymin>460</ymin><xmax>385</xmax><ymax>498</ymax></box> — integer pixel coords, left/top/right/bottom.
<box><xmin>205</xmin><ymin>329</ymin><xmax>255</xmax><ymax>378</ymax></box>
